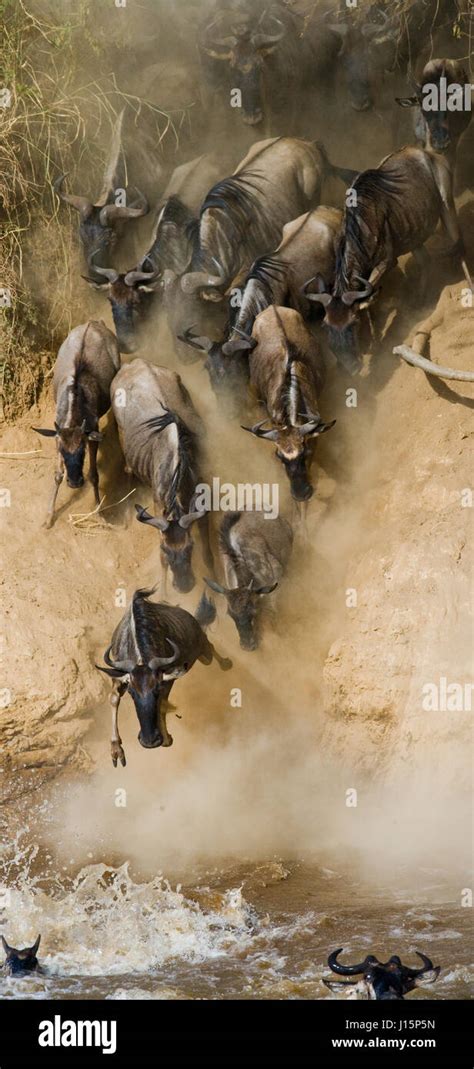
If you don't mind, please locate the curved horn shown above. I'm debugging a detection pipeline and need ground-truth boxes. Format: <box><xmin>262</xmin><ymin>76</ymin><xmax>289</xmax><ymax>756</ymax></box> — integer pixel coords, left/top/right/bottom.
<box><xmin>251</xmin><ymin>16</ymin><xmax>285</xmax><ymax>48</ymax></box>
<box><xmin>298</xmin><ymin>417</ymin><xmax>336</xmax><ymax>436</ymax></box>
<box><xmin>102</xmin><ymin>645</ymin><xmax>134</xmax><ymax>673</ymax></box>
<box><xmin>222</xmin><ymin>329</ymin><xmax>256</xmax><ymax>355</ymax></box>
<box><xmin>178</xmin><ymin>509</ymin><xmax>206</xmax><ymax>530</ymax></box>
<box><xmin>204</xmin><ymin>576</ymin><xmax>227</xmax><ymax>596</ymax></box>
<box><xmin>341</xmin><ymin>276</ymin><xmax>374</xmax><ymax>306</ymax></box>
<box><xmin>200</xmin><ymin>16</ymin><xmax>238</xmax><ymax>54</ymax></box>
<box><xmin>393</xmin><ymin>344</ymin><xmax>474</xmax><ymax>382</ymax></box>
<box><xmin>87</xmin><ymin>250</ymin><xmax>119</xmax><ymax>284</ymax></box>
<box><xmin>241</xmin><ymin>419</ymin><xmax>279</xmax><ymax>441</ymax></box>
<box><xmin>135</xmin><ymin>504</ymin><xmax>169</xmax><ymax>532</ymax></box>
<box><xmin>181</xmin><ymin>258</ymin><xmax>226</xmax><ymax>295</ymax></box>
<box><xmin>123</xmin><ymin>264</ymin><xmax>162</xmax><ymax>287</ymax></box>
<box><xmin>148</xmin><ymin>638</ymin><xmax>180</xmax><ymax>671</ymax></box>
<box><xmin>302</xmin><ymin>275</ymin><xmax>332</xmax><ymax>307</ymax></box>
<box><xmin>403</xmin><ymin>952</ymin><xmax>437</xmax><ymax>978</ymax></box>
<box><xmin>99</xmin><ymin>188</ymin><xmax>149</xmax><ymax>227</ymax></box>
<box><xmin>54</xmin><ymin>174</ymin><xmax>93</xmax><ymax>219</ymax></box>
<box><xmin>328</xmin><ymin>948</ymin><xmax>377</xmax><ymax>975</ymax></box>
<box><xmin>178</xmin><ymin>328</ymin><xmax>215</xmax><ymax>353</ymax></box>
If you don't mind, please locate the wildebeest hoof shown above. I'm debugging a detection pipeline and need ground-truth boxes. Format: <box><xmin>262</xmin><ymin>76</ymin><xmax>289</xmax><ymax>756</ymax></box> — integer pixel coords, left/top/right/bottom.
<box><xmin>44</xmin><ymin>516</ymin><xmax>54</xmax><ymax>530</ymax></box>
<box><xmin>220</xmin><ymin>657</ymin><xmax>233</xmax><ymax>670</ymax></box>
<box><xmin>162</xmin><ymin>734</ymin><xmax>173</xmax><ymax>747</ymax></box>
<box><xmin>111</xmin><ymin>741</ymin><xmax>126</xmax><ymax>767</ymax></box>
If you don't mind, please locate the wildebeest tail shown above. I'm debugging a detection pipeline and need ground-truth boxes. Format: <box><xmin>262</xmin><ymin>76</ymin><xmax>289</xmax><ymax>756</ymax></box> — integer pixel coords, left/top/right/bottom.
<box><xmin>195</xmin><ymin>590</ymin><xmax>216</xmax><ymax>629</ymax></box>
<box><xmin>314</xmin><ymin>140</ymin><xmax>359</xmax><ymax>187</ymax></box>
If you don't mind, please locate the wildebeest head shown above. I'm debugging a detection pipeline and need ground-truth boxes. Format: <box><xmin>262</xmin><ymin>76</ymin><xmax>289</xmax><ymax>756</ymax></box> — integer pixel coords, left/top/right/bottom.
<box><xmin>205</xmin><ymin>576</ymin><xmax>277</xmax><ymax>651</ymax></box>
<box><xmin>83</xmin><ymin>253</ymin><xmax>161</xmax><ymax>354</ymax></box>
<box><xmin>2</xmin><ymin>935</ymin><xmax>41</xmax><ymax>976</ymax></box>
<box><xmin>325</xmin><ymin>8</ymin><xmax>395</xmax><ymax>112</ymax></box>
<box><xmin>323</xmin><ymin>948</ymin><xmax>440</xmax><ymax>1000</ymax></box>
<box><xmin>200</xmin><ymin>11</ymin><xmax>285</xmax><ymax>125</ymax></box>
<box><xmin>96</xmin><ymin>640</ymin><xmax>180</xmax><ymax>749</ymax></box>
<box><xmin>302</xmin><ymin>273</ymin><xmax>376</xmax><ymax>375</ymax></box>
<box><xmin>135</xmin><ymin>504</ymin><xmax>205</xmax><ymax>594</ymax></box>
<box><xmin>396</xmin><ymin>61</ymin><xmax>469</xmax><ymax>154</ymax></box>
<box><xmin>53</xmin><ymin>109</ymin><xmax>148</xmax><ymax>268</ymax></box>
<box><xmin>178</xmin><ymin>328</ymin><xmax>249</xmax><ymax>406</ymax></box>
<box><xmin>33</xmin><ymin>420</ymin><xmax>103</xmax><ymax>488</ymax></box>
<box><xmin>241</xmin><ymin>415</ymin><xmax>335</xmax><ymax>502</ymax></box>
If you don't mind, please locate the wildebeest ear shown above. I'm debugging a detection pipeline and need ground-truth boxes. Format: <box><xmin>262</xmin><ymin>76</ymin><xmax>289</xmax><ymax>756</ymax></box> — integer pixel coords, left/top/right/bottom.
<box><xmin>31</xmin><ymin>426</ymin><xmax>57</xmax><ymax>437</ymax></box>
<box><xmin>204</xmin><ymin>576</ymin><xmax>227</xmax><ymax>596</ymax></box>
<box><xmin>1</xmin><ymin>935</ymin><xmax>13</xmax><ymax>954</ymax></box>
<box><xmin>30</xmin><ymin>935</ymin><xmax>41</xmax><ymax>955</ymax></box>
<box><xmin>87</xmin><ymin>430</ymin><xmax>103</xmax><ymax>442</ymax></box>
<box><xmin>135</xmin><ymin>504</ymin><xmax>169</xmax><ymax>532</ymax></box>
<box><xmin>395</xmin><ymin>96</ymin><xmax>419</xmax><ymax>107</ymax></box>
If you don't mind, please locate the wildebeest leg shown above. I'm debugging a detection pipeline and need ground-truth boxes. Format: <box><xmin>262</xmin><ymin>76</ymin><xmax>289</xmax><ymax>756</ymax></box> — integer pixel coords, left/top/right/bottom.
<box><xmin>411</xmin><ymin>245</ymin><xmax>431</xmax><ymax>302</ymax></box>
<box><xmin>199</xmin><ymin>513</ymin><xmax>215</xmax><ymax>576</ymax></box>
<box><xmin>45</xmin><ymin>445</ymin><xmax>64</xmax><ymax>529</ymax></box>
<box><xmin>110</xmin><ymin>680</ymin><xmax>127</xmax><ymax>767</ymax></box>
<box><xmin>199</xmin><ymin>637</ymin><xmax>232</xmax><ymax>671</ymax></box>
<box><xmin>158</xmin><ymin>680</ymin><xmax>174</xmax><ymax>747</ymax></box>
<box><xmin>88</xmin><ymin>439</ymin><xmax>101</xmax><ymax>508</ymax></box>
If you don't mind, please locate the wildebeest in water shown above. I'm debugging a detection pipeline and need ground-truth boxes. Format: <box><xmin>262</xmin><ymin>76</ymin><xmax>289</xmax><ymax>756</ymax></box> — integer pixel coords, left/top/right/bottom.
<box><xmin>33</xmin><ymin>320</ymin><xmax>120</xmax><ymax>528</ymax></box>
<box><xmin>1</xmin><ymin>935</ymin><xmax>41</xmax><ymax>976</ymax></box>
<box><xmin>96</xmin><ymin>587</ymin><xmax>232</xmax><ymax>766</ymax></box>
<box><xmin>323</xmin><ymin>947</ymin><xmax>440</xmax><ymax>1000</ymax></box>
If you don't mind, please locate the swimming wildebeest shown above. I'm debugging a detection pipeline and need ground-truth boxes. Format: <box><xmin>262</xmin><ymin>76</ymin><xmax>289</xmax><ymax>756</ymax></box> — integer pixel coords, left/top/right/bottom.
<box><xmin>302</xmin><ymin>146</ymin><xmax>465</xmax><ymax>373</ymax></box>
<box><xmin>110</xmin><ymin>360</ymin><xmax>213</xmax><ymax>594</ymax></box>
<box><xmin>396</xmin><ymin>59</ymin><xmax>472</xmax><ymax>164</ymax></box>
<box><xmin>1</xmin><ymin>935</ymin><xmax>41</xmax><ymax>977</ymax></box>
<box><xmin>323</xmin><ymin>948</ymin><xmax>440</xmax><ymax>1000</ymax></box>
<box><xmin>33</xmin><ymin>321</ymin><xmax>120</xmax><ymax>528</ymax></box>
<box><xmin>84</xmin><ymin>153</ymin><xmax>228</xmax><ymax>354</ymax></box>
<box><xmin>205</xmin><ymin>511</ymin><xmax>293</xmax><ymax>650</ymax></box>
<box><xmin>180</xmin><ymin>206</ymin><xmax>344</xmax><ymax>405</ymax></box>
<box><xmin>96</xmin><ymin>586</ymin><xmax>232</xmax><ymax>765</ymax></box>
<box><xmin>240</xmin><ymin>306</ymin><xmax>335</xmax><ymax>502</ymax></box>
<box><xmin>54</xmin><ymin>110</ymin><xmax>148</xmax><ymax>272</ymax></box>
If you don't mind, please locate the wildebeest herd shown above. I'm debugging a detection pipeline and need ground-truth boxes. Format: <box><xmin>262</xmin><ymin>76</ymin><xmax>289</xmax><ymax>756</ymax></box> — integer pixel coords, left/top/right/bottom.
<box><xmin>21</xmin><ymin>0</ymin><xmax>473</xmax><ymax>997</ymax></box>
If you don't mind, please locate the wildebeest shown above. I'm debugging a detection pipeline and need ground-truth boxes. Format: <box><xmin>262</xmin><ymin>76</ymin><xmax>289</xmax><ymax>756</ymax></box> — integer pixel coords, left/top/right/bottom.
<box><xmin>240</xmin><ymin>306</ymin><xmax>335</xmax><ymax>501</ymax></box>
<box><xmin>1</xmin><ymin>935</ymin><xmax>41</xmax><ymax>977</ymax></box>
<box><xmin>205</xmin><ymin>511</ymin><xmax>293</xmax><ymax>650</ymax></box>
<box><xmin>303</xmin><ymin>146</ymin><xmax>465</xmax><ymax>373</ymax></box>
<box><xmin>199</xmin><ymin>0</ymin><xmax>395</xmax><ymax>124</ymax></box>
<box><xmin>54</xmin><ymin>110</ymin><xmax>148</xmax><ymax>272</ymax></box>
<box><xmin>33</xmin><ymin>321</ymin><xmax>120</xmax><ymax>528</ymax></box>
<box><xmin>179</xmin><ymin>206</ymin><xmax>343</xmax><ymax>404</ymax></box>
<box><xmin>396</xmin><ymin>59</ymin><xmax>472</xmax><ymax>163</ymax></box>
<box><xmin>178</xmin><ymin>136</ymin><xmax>354</xmax><ymax>302</ymax></box>
<box><xmin>84</xmin><ymin>153</ymin><xmax>228</xmax><ymax>354</ymax></box>
<box><xmin>96</xmin><ymin>586</ymin><xmax>232</xmax><ymax>765</ymax></box>
<box><xmin>323</xmin><ymin>948</ymin><xmax>440</xmax><ymax>1000</ymax></box>
<box><xmin>110</xmin><ymin>360</ymin><xmax>213</xmax><ymax>593</ymax></box>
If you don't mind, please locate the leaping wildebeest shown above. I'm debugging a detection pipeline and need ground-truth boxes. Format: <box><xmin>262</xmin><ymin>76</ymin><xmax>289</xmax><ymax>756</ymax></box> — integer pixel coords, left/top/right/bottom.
<box><xmin>96</xmin><ymin>586</ymin><xmax>232</xmax><ymax>765</ymax></box>
<box><xmin>54</xmin><ymin>110</ymin><xmax>148</xmax><ymax>274</ymax></box>
<box><xmin>33</xmin><ymin>320</ymin><xmax>120</xmax><ymax>528</ymax></box>
<box><xmin>1</xmin><ymin>935</ymin><xmax>42</xmax><ymax>977</ymax></box>
<box><xmin>396</xmin><ymin>59</ymin><xmax>472</xmax><ymax>165</ymax></box>
<box><xmin>110</xmin><ymin>360</ymin><xmax>213</xmax><ymax>594</ymax></box>
<box><xmin>323</xmin><ymin>948</ymin><xmax>440</xmax><ymax>1000</ymax></box>
<box><xmin>180</xmin><ymin>206</ymin><xmax>343</xmax><ymax>405</ymax></box>
<box><xmin>240</xmin><ymin>306</ymin><xmax>336</xmax><ymax>502</ymax></box>
<box><xmin>302</xmin><ymin>146</ymin><xmax>466</xmax><ymax>373</ymax></box>
<box><xmin>205</xmin><ymin>511</ymin><xmax>293</xmax><ymax>651</ymax></box>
